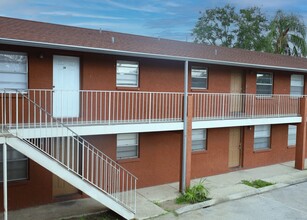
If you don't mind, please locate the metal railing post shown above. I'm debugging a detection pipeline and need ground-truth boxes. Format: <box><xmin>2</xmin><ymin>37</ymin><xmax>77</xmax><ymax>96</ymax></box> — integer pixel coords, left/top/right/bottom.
<box><xmin>108</xmin><ymin>92</ymin><xmax>111</xmax><ymax>125</ymax></box>
<box><xmin>16</xmin><ymin>91</ymin><xmax>18</xmax><ymax>134</ymax></box>
<box><xmin>149</xmin><ymin>92</ymin><xmax>152</xmax><ymax>123</ymax></box>
<box><xmin>3</xmin><ymin>141</ymin><xmax>8</xmax><ymax>220</ymax></box>
<box><xmin>82</xmin><ymin>139</ymin><xmax>85</xmax><ymax>180</ymax></box>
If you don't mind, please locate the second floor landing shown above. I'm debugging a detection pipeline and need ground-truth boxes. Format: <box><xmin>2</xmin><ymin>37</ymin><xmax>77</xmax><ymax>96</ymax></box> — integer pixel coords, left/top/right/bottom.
<box><xmin>0</xmin><ymin>89</ymin><xmax>302</xmax><ymax>138</ymax></box>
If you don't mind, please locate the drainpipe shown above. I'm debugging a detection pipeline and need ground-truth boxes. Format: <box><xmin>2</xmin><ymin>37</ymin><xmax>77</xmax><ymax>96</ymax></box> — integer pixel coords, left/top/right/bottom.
<box><xmin>181</xmin><ymin>60</ymin><xmax>189</xmax><ymax>193</ymax></box>
<box><xmin>3</xmin><ymin>141</ymin><xmax>8</xmax><ymax>220</ymax></box>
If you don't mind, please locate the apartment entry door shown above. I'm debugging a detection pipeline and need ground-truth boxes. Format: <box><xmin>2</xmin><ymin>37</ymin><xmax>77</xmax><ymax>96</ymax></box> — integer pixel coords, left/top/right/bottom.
<box><xmin>230</xmin><ymin>71</ymin><xmax>244</xmax><ymax>113</ymax></box>
<box><xmin>53</xmin><ymin>175</ymin><xmax>79</xmax><ymax>197</ymax></box>
<box><xmin>228</xmin><ymin>127</ymin><xmax>242</xmax><ymax>168</ymax></box>
<box><xmin>53</xmin><ymin>55</ymin><xmax>80</xmax><ymax>118</ymax></box>
<box><xmin>52</xmin><ymin>137</ymin><xmax>79</xmax><ymax>197</ymax></box>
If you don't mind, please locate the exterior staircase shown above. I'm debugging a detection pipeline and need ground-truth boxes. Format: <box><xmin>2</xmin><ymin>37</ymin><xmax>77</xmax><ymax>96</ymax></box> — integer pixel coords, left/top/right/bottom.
<box><xmin>1</xmin><ymin>90</ymin><xmax>137</xmax><ymax>220</ymax></box>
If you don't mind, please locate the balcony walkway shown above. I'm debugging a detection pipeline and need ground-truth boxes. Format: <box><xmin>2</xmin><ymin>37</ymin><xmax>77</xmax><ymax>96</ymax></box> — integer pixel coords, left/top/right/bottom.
<box><xmin>0</xmin><ymin>90</ymin><xmax>302</xmax><ymax>137</ymax></box>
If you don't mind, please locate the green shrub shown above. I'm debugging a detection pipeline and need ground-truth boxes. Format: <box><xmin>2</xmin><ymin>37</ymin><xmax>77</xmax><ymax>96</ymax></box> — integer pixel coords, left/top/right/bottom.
<box><xmin>241</xmin><ymin>179</ymin><xmax>274</xmax><ymax>188</ymax></box>
<box><xmin>176</xmin><ymin>179</ymin><xmax>209</xmax><ymax>204</ymax></box>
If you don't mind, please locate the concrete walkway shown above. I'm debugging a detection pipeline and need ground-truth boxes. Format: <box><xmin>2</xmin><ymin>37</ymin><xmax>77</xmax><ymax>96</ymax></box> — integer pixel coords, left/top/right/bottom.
<box><xmin>2</xmin><ymin>160</ymin><xmax>307</xmax><ymax>220</ymax></box>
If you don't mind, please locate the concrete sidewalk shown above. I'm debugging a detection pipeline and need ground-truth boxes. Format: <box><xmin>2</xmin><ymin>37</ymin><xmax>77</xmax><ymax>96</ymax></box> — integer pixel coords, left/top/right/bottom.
<box><xmin>2</xmin><ymin>160</ymin><xmax>307</xmax><ymax>220</ymax></box>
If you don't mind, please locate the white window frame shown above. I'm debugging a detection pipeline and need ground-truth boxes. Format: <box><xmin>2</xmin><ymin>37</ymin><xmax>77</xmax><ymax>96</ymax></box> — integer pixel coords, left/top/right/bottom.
<box><xmin>254</xmin><ymin>125</ymin><xmax>271</xmax><ymax>150</ymax></box>
<box><xmin>0</xmin><ymin>51</ymin><xmax>28</xmax><ymax>92</ymax></box>
<box><xmin>0</xmin><ymin>144</ymin><xmax>28</xmax><ymax>182</ymax></box>
<box><xmin>191</xmin><ymin>67</ymin><xmax>208</xmax><ymax>89</ymax></box>
<box><xmin>116</xmin><ymin>60</ymin><xmax>139</xmax><ymax>87</ymax></box>
<box><xmin>117</xmin><ymin>133</ymin><xmax>139</xmax><ymax>160</ymax></box>
<box><xmin>288</xmin><ymin>125</ymin><xmax>297</xmax><ymax>147</ymax></box>
<box><xmin>192</xmin><ymin>129</ymin><xmax>207</xmax><ymax>151</ymax></box>
<box><xmin>256</xmin><ymin>73</ymin><xmax>273</xmax><ymax>96</ymax></box>
<box><xmin>290</xmin><ymin>74</ymin><xmax>304</xmax><ymax>97</ymax></box>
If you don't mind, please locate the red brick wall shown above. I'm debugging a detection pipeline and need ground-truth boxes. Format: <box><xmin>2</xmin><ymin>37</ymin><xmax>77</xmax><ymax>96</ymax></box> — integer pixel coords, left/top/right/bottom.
<box><xmin>191</xmin><ymin>128</ymin><xmax>229</xmax><ymax>178</ymax></box>
<box><xmin>0</xmin><ymin>160</ymin><xmax>53</xmax><ymax>210</ymax></box>
<box><xmin>242</xmin><ymin>124</ymin><xmax>295</xmax><ymax>168</ymax></box>
<box><xmin>0</xmin><ymin>44</ymin><xmax>302</xmax><ymax>211</ymax></box>
<box><xmin>84</xmin><ymin>132</ymin><xmax>182</xmax><ymax>188</ymax></box>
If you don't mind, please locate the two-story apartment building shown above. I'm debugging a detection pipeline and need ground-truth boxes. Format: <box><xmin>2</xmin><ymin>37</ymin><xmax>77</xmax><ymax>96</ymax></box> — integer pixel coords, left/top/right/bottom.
<box><xmin>0</xmin><ymin>16</ymin><xmax>307</xmax><ymax>219</ymax></box>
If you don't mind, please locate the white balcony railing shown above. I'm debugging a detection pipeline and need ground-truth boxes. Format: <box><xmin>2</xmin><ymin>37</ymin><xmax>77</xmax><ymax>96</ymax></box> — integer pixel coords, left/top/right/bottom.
<box><xmin>0</xmin><ymin>90</ymin><xmax>301</xmax><ymax>129</ymax></box>
<box><xmin>192</xmin><ymin>93</ymin><xmax>300</xmax><ymax>121</ymax></box>
<box><xmin>0</xmin><ymin>90</ymin><xmax>137</xmax><ymax>214</ymax></box>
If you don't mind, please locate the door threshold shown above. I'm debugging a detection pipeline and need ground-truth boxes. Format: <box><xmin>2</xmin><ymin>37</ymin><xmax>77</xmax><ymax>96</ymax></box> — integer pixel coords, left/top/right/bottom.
<box><xmin>229</xmin><ymin>166</ymin><xmax>242</xmax><ymax>171</ymax></box>
<box><xmin>53</xmin><ymin>192</ymin><xmax>83</xmax><ymax>202</ymax></box>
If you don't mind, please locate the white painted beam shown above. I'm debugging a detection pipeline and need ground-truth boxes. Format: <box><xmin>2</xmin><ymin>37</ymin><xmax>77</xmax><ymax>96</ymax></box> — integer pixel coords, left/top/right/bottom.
<box><xmin>8</xmin><ymin>117</ymin><xmax>302</xmax><ymax>138</ymax></box>
<box><xmin>11</xmin><ymin>122</ymin><xmax>184</xmax><ymax>138</ymax></box>
<box><xmin>192</xmin><ymin>117</ymin><xmax>302</xmax><ymax>129</ymax></box>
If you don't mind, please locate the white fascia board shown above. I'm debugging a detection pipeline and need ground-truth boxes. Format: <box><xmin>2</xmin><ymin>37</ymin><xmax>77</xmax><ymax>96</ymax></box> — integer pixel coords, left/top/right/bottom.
<box><xmin>192</xmin><ymin>117</ymin><xmax>302</xmax><ymax>129</ymax></box>
<box><xmin>1</xmin><ymin>37</ymin><xmax>307</xmax><ymax>73</ymax></box>
<box><xmin>9</xmin><ymin>127</ymin><xmax>75</xmax><ymax>139</ymax></box>
<box><xmin>9</xmin><ymin>117</ymin><xmax>302</xmax><ymax>138</ymax></box>
<box><xmin>10</xmin><ymin>122</ymin><xmax>184</xmax><ymax>138</ymax></box>
<box><xmin>71</xmin><ymin>122</ymin><xmax>184</xmax><ymax>135</ymax></box>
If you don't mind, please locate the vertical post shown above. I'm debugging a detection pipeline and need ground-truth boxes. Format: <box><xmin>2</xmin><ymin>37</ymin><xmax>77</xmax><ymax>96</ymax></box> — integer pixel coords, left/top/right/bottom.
<box><xmin>16</xmin><ymin>92</ymin><xmax>18</xmax><ymax>134</ymax></box>
<box><xmin>149</xmin><ymin>93</ymin><xmax>152</xmax><ymax>123</ymax></box>
<box><xmin>295</xmin><ymin>97</ymin><xmax>307</xmax><ymax>170</ymax></box>
<box><xmin>185</xmin><ymin>95</ymin><xmax>193</xmax><ymax>188</ymax></box>
<box><xmin>181</xmin><ymin>60</ymin><xmax>189</xmax><ymax>193</ymax></box>
<box><xmin>3</xmin><ymin>142</ymin><xmax>8</xmax><ymax>220</ymax></box>
<box><xmin>108</xmin><ymin>92</ymin><xmax>111</xmax><ymax>125</ymax></box>
<box><xmin>82</xmin><ymin>139</ymin><xmax>85</xmax><ymax>179</ymax></box>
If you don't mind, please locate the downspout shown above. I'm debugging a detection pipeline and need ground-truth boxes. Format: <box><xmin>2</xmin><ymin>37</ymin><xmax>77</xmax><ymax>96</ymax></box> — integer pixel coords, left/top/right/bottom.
<box><xmin>3</xmin><ymin>141</ymin><xmax>8</xmax><ymax>220</ymax></box>
<box><xmin>181</xmin><ymin>60</ymin><xmax>189</xmax><ymax>192</ymax></box>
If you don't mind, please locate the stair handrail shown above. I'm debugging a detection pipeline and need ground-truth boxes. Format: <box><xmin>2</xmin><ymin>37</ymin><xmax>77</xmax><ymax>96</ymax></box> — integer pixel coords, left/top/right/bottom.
<box><xmin>3</xmin><ymin>89</ymin><xmax>137</xmax><ymax>213</ymax></box>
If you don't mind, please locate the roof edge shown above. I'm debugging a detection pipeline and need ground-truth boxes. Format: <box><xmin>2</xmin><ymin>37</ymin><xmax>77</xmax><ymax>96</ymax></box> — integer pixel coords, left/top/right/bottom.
<box><xmin>0</xmin><ymin>37</ymin><xmax>306</xmax><ymax>73</ymax></box>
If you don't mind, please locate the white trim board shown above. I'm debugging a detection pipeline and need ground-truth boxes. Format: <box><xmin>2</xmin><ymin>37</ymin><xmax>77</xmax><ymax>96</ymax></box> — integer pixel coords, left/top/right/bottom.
<box><xmin>7</xmin><ymin>117</ymin><xmax>302</xmax><ymax>138</ymax></box>
<box><xmin>192</xmin><ymin>117</ymin><xmax>302</xmax><ymax>129</ymax></box>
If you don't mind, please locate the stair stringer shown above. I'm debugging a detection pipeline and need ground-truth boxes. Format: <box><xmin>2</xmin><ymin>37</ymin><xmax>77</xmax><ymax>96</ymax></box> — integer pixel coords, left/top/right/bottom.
<box><xmin>6</xmin><ymin>137</ymin><xmax>135</xmax><ymax>220</ymax></box>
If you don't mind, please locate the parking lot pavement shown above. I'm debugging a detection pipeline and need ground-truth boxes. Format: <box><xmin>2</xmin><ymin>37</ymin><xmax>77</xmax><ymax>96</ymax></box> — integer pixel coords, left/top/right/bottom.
<box><xmin>154</xmin><ymin>182</ymin><xmax>307</xmax><ymax>220</ymax></box>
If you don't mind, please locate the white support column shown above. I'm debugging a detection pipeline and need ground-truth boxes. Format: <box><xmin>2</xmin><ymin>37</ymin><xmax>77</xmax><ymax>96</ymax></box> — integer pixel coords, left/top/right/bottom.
<box><xmin>3</xmin><ymin>142</ymin><xmax>8</xmax><ymax>220</ymax></box>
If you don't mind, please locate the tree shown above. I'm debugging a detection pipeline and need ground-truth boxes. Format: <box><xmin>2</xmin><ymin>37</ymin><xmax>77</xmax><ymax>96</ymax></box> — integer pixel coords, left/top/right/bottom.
<box><xmin>266</xmin><ymin>10</ymin><xmax>307</xmax><ymax>56</ymax></box>
<box><xmin>234</xmin><ymin>7</ymin><xmax>268</xmax><ymax>51</ymax></box>
<box><xmin>192</xmin><ymin>4</ymin><xmax>237</xmax><ymax>47</ymax></box>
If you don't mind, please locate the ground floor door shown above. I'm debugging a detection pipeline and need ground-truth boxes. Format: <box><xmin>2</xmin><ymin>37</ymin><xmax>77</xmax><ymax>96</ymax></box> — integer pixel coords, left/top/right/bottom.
<box><xmin>228</xmin><ymin>127</ymin><xmax>242</xmax><ymax>168</ymax></box>
<box><xmin>52</xmin><ymin>137</ymin><xmax>80</xmax><ymax>197</ymax></box>
<box><xmin>52</xmin><ymin>175</ymin><xmax>79</xmax><ymax>197</ymax></box>
<box><xmin>53</xmin><ymin>55</ymin><xmax>80</xmax><ymax>118</ymax></box>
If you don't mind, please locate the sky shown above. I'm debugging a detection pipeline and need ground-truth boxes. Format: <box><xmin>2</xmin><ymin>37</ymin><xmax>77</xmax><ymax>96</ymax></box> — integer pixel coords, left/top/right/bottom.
<box><xmin>0</xmin><ymin>0</ymin><xmax>307</xmax><ymax>42</ymax></box>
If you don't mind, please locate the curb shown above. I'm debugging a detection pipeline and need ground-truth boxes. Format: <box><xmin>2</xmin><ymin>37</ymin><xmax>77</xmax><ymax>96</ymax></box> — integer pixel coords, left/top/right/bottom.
<box><xmin>174</xmin><ymin>179</ymin><xmax>306</xmax><ymax>215</ymax></box>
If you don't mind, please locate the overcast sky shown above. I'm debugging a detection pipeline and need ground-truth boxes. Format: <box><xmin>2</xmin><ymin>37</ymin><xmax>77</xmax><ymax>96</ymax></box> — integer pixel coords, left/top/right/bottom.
<box><xmin>0</xmin><ymin>0</ymin><xmax>306</xmax><ymax>42</ymax></box>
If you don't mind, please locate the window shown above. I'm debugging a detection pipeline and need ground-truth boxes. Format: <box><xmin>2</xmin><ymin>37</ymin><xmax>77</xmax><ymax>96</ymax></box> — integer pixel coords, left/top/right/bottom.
<box><xmin>117</xmin><ymin>133</ymin><xmax>138</xmax><ymax>159</ymax></box>
<box><xmin>290</xmin><ymin>74</ymin><xmax>304</xmax><ymax>96</ymax></box>
<box><xmin>0</xmin><ymin>51</ymin><xmax>28</xmax><ymax>90</ymax></box>
<box><xmin>256</xmin><ymin>73</ymin><xmax>273</xmax><ymax>96</ymax></box>
<box><xmin>0</xmin><ymin>145</ymin><xmax>28</xmax><ymax>182</ymax></box>
<box><xmin>288</xmin><ymin>125</ymin><xmax>297</xmax><ymax>146</ymax></box>
<box><xmin>192</xmin><ymin>129</ymin><xmax>207</xmax><ymax>151</ymax></box>
<box><xmin>254</xmin><ymin>125</ymin><xmax>271</xmax><ymax>150</ymax></box>
<box><xmin>116</xmin><ymin>61</ymin><xmax>139</xmax><ymax>87</ymax></box>
<box><xmin>191</xmin><ymin>67</ymin><xmax>208</xmax><ymax>89</ymax></box>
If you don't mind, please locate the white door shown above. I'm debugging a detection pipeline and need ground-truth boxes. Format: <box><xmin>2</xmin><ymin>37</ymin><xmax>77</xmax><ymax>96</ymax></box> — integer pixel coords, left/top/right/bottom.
<box><xmin>53</xmin><ymin>55</ymin><xmax>80</xmax><ymax>118</ymax></box>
